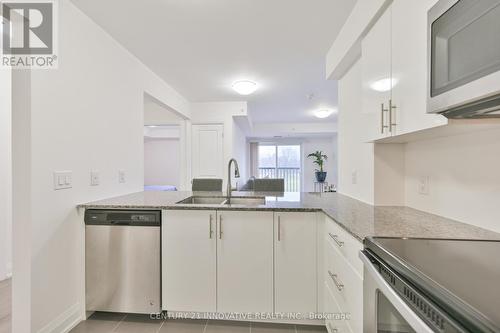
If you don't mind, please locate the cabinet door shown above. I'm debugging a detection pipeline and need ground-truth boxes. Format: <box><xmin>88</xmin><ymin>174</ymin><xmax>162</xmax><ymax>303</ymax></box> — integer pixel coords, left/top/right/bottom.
<box><xmin>191</xmin><ymin>124</ymin><xmax>224</xmax><ymax>180</ymax></box>
<box><xmin>216</xmin><ymin>211</ymin><xmax>274</xmax><ymax>313</ymax></box>
<box><xmin>162</xmin><ymin>210</ymin><xmax>216</xmax><ymax>312</ymax></box>
<box><xmin>275</xmin><ymin>212</ymin><xmax>317</xmax><ymax>314</ymax></box>
<box><xmin>361</xmin><ymin>6</ymin><xmax>392</xmax><ymax>141</ymax></box>
<box><xmin>391</xmin><ymin>0</ymin><xmax>447</xmax><ymax>135</ymax></box>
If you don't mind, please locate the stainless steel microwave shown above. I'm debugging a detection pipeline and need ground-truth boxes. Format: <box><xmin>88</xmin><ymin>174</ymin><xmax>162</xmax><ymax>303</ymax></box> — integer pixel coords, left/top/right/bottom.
<box><xmin>427</xmin><ymin>0</ymin><xmax>500</xmax><ymax>118</ymax></box>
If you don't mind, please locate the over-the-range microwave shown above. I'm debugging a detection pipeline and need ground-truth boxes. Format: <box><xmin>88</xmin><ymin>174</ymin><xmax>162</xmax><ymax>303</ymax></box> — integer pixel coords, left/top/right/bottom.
<box><xmin>427</xmin><ymin>0</ymin><xmax>500</xmax><ymax>118</ymax></box>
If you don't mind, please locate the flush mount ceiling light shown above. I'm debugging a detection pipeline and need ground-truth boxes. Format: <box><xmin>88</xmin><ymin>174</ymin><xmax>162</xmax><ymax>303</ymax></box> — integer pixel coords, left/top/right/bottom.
<box><xmin>314</xmin><ymin>108</ymin><xmax>335</xmax><ymax>119</ymax></box>
<box><xmin>370</xmin><ymin>78</ymin><xmax>398</xmax><ymax>92</ymax></box>
<box><xmin>232</xmin><ymin>80</ymin><xmax>258</xmax><ymax>95</ymax></box>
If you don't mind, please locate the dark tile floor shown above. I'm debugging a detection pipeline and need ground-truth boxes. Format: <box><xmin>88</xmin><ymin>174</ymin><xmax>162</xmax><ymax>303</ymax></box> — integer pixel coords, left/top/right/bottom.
<box><xmin>70</xmin><ymin>312</ymin><xmax>327</xmax><ymax>333</ymax></box>
<box><xmin>0</xmin><ymin>279</ymin><xmax>11</xmax><ymax>333</ymax></box>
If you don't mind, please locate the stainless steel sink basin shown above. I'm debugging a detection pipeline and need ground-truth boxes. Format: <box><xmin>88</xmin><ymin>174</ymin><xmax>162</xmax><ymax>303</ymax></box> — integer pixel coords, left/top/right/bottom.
<box><xmin>224</xmin><ymin>197</ymin><xmax>266</xmax><ymax>206</ymax></box>
<box><xmin>177</xmin><ymin>196</ymin><xmax>227</xmax><ymax>205</ymax></box>
<box><xmin>176</xmin><ymin>196</ymin><xmax>266</xmax><ymax>206</ymax></box>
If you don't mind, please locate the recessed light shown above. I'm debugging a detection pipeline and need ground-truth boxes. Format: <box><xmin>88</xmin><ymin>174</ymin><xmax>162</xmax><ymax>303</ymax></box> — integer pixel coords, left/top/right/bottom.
<box><xmin>370</xmin><ymin>78</ymin><xmax>397</xmax><ymax>92</ymax></box>
<box><xmin>232</xmin><ymin>80</ymin><xmax>258</xmax><ymax>95</ymax></box>
<box><xmin>314</xmin><ymin>109</ymin><xmax>334</xmax><ymax>119</ymax></box>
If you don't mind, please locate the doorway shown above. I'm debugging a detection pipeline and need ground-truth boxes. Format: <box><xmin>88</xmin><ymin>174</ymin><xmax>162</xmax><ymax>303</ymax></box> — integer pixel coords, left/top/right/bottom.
<box><xmin>143</xmin><ymin>94</ymin><xmax>185</xmax><ymax>191</ymax></box>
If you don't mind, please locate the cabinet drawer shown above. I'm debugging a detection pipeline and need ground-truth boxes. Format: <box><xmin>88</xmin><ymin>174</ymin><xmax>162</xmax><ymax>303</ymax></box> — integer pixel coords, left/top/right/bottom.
<box><xmin>324</xmin><ymin>282</ymin><xmax>352</xmax><ymax>333</ymax></box>
<box><xmin>324</xmin><ymin>240</ymin><xmax>363</xmax><ymax>333</ymax></box>
<box><xmin>325</xmin><ymin>216</ymin><xmax>363</xmax><ymax>276</ymax></box>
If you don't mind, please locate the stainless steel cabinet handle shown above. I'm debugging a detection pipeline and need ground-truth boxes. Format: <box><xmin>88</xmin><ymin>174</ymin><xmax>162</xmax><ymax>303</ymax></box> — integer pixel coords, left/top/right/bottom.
<box><xmin>389</xmin><ymin>99</ymin><xmax>397</xmax><ymax>133</ymax></box>
<box><xmin>328</xmin><ymin>232</ymin><xmax>344</xmax><ymax>248</ymax></box>
<box><xmin>218</xmin><ymin>215</ymin><xmax>223</xmax><ymax>239</ymax></box>
<box><xmin>328</xmin><ymin>270</ymin><xmax>344</xmax><ymax>291</ymax></box>
<box><xmin>209</xmin><ymin>214</ymin><xmax>213</xmax><ymax>239</ymax></box>
<box><xmin>277</xmin><ymin>215</ymin><xmax>281</xmax><ymax>241</ymax></box>
<box><xmin>380</xmin><ymin>103</ymin><xmax>389</xmax><ymax>134</ymax></box>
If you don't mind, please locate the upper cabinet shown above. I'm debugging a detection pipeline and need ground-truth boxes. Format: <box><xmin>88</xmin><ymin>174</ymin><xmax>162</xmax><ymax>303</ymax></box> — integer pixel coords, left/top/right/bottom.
<box><xmin>361</xmin><ymin>6</ymin><xmax>393</xmax><ymax>141</ymax></box>
<box><xmin>391</xmin><ymin>0</ymin><xmax>447</xmax><ymax>136</ymax></box>
<box><xmin>361</xmin><ymin>0</ymin><xmax>447</xmax><ymax>142</ymax></box>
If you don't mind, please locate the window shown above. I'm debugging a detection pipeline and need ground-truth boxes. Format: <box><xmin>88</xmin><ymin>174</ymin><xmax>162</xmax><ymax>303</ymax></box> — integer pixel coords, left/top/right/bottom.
<box><xmin>258</xmin><ymin>144</ymin><xmax>301</xmax><ymax>192</ymax></box>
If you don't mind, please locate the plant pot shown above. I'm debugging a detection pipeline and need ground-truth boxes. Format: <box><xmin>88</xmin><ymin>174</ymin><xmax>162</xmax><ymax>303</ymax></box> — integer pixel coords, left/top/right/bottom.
<box><xmin>315</xmin><ymin>171</ymin><xmax>327</xmax><ymax>183</ymax></box>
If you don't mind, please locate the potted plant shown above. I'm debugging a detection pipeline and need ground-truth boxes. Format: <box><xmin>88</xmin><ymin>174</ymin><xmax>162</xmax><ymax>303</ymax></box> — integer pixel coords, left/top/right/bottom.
<box><xmin>307</xmin><ymin>151</ymin><xmax>328</xmax><ymax>183</ymax></box>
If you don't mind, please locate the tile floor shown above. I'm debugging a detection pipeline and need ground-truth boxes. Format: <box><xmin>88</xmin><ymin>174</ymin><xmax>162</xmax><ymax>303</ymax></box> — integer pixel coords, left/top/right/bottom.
<box><xmin>0</xmin><ymin>279</ymin><xmax>11</xmax><ymax>333</ymax></box>
<box><xmin>70</xmin><ymin>312</ymin><xmax>327</xmax><ymax>333</ymax></box>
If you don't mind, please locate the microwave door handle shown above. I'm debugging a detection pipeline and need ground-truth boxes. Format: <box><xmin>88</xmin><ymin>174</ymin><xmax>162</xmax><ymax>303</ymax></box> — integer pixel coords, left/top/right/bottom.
<box><xmin>359</xmin><ymin>251</ymin><xmax>435</xmax><ymax>333</ymax></box>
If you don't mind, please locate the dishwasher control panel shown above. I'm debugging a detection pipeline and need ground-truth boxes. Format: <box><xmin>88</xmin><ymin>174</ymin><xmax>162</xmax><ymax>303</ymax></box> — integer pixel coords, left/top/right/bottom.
<box><xmin>84</xmin><ymin>209</ymin><xmax>161</xmax><ymax>226</ymax></box>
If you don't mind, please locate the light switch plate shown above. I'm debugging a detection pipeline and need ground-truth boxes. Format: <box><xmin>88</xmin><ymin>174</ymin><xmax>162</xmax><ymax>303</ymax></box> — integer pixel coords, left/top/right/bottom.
<box><xmin>351</xmin><ymin>170</ymin><xmax>358</xmax><ymax>185</ymax></box>
<box><xmin>54</xmin><ymin>171</ymin><xmax>72</xmax><ymax>190</ymax></box>
<box><xmin>118</xmin><ymin>170</ymin><xmax>126</xmax><ymax>183</ymax></box>
<box><xmin>90</xmin><ymin>171</ymin><xmax>100</xmax><ymax>186</ymax></box>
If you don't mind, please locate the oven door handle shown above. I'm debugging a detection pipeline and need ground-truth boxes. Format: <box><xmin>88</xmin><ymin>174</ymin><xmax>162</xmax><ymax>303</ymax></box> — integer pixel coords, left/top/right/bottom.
<box><xmin>359</xmin><ymin>251</ymin><xmax>435</xmax><ymax>333</ymax></box>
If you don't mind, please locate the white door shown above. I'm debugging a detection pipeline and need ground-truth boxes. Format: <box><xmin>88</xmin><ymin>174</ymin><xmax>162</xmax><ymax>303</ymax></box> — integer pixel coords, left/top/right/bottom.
<box><xmin>274</xmin><ymin>212</ymin><xmax>317</xmax><ymax>314</ymax></box>
<box><xmin>216</xmin><ymin>211</ymin><xmax>274</xmax><ymax>313</ymax></box>
<box><xmin>162</xmin><ymin>210</ymin><xmax>217</xmax><ymax>312</ymax></box>
<box><xmin>192</xmin><ymin>124</ymin><xmax>224</xmax><ymax>180</ymax></box>
<box><xmin>361</xmin><ymin>6</ymin><xmax>393</xmax><ymax>141</ymax></box>
<box><xmin>391</xmin><ymin>0</ymin><xmax>447</xmax><ymax>135</ymax></box>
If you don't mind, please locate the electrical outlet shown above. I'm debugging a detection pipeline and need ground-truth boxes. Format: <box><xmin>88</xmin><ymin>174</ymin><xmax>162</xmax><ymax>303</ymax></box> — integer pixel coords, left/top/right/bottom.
<box><xmin>90</xmin><ymin>171</ymin><xmax>100</xmax><ymax>186</ymax></box>
<box><xmin>118</xmin><ymin>170</ymin><xmax>126</xmax><ymax>183</ymax></box>
<box><xmin>418</xmin><ymin>176</ymin><xmax>430</xmax><ymax>195</ymax></box>
<box><xmin>54</xmin><ymin>171</ymin><xmax>72</xmax><ymax>190</ymax></box>
<box><xmin>351</xmin><ymin>170</ymin><xmax>358</xmax><ymax>185</ymax></box>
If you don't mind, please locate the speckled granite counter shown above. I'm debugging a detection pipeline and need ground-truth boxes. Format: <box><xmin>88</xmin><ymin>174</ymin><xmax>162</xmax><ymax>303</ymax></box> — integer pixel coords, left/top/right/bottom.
<box><xmin>79</xmin><ymin>191</ymin><xmax>500</xmax><ymax>242</ymax></box>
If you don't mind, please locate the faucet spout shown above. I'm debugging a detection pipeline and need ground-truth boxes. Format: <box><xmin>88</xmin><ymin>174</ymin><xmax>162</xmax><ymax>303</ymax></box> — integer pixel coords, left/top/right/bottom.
<box><xmin>227</xmin><ymin>158</ymin><xmax>240</xmax><ymax>200</ymax></box>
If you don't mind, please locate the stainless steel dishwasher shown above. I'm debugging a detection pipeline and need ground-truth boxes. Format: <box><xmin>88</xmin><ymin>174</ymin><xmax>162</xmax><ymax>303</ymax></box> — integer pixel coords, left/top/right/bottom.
<box><xmin>84</xmin><ymin>209</ymin><xmax>161</xmax><ymax>314</ymax></box>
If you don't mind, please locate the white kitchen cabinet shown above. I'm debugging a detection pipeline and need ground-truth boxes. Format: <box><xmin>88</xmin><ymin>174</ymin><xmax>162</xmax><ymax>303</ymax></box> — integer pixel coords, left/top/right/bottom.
<box><xmin>361</xmin><ymin>6</ymin><xmax>392</xmax><ymax>141</ymax></box>
<box><xmin>361</xmin><ymin>0</ymin><xmax>447</xmax><ymax>142</ymax></box>
<box><xmin>391</xmin><ymin>0</ymin><xmax>447</xmax><ymax>136</ymax></box>
<box><xmin>162</xmin><ymin>210</ymin><xmax>217</xmax><ymax>312</ymax></box>
<box><xmin>323</xmin><ymin>216</ymin><xmax>363</xmax><ymax>333</ymax></box>
<box><xmin>274</xmin><ymin>212</ymin><xmax>317</xmax><ymax>314</ymax></box>
<box><xmin>216</xmin><ymin>210</ymin><xmax>274</xmax><ymax>313</ymax></box>
<box><xmin>191</xmin><ymin>124</ymin><xmax>224</xmax><ymax>180</ymax></box>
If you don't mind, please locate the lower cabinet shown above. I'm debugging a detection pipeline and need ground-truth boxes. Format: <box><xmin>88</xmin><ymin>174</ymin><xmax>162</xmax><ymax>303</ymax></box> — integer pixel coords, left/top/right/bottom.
<box><xmin>323</xmin><ymin>216</ymin><xmax>363</xmax><ymax>333</ymax></box>
<box><xmin>217</xmin><ymin>211</ymin><xmax>274</xmax><ymax>313</ymax></box>
<box><xmin>162</xmin><ymin>209</ymin><xmax>217</xmax><ymax>312</ymax></box>
<box><xmin>162</xmin><ymin>209</ymin><xmax>321</xmax><ymax>319</ymax></box>
<box><xmin>274</xmin><ymin>212</ymin><xmax>317</xmax><ymax>314</ymax></box>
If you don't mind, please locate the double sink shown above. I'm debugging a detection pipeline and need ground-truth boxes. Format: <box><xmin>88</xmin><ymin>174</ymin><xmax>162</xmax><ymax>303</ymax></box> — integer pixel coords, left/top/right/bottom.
<box><xmin>177</xmin><ymin>196</ymin><xmax>266</xmax><ymax>206</ymax></box>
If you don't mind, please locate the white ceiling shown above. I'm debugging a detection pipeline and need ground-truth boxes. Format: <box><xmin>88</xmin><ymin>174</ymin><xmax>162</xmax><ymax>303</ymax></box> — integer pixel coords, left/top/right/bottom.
<box><xmin>70</xmin><ymin>0</ymin><xmax>355</xmax><ymax>123</ymax></box>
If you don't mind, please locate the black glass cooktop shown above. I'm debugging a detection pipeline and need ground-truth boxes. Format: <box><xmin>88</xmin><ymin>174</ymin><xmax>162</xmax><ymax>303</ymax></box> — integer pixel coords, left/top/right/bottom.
<box><xmin>365</xmin><ymin>237</ymin><xmax>500</xmax><ymax>333</ymax></box>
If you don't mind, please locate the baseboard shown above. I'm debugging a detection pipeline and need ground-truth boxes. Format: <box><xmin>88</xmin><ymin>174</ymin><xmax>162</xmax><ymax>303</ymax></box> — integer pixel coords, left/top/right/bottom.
<box><xmin>37</xmin><ymin>302</ymin><xmax>82</xmax><ymax>333</ymax></box>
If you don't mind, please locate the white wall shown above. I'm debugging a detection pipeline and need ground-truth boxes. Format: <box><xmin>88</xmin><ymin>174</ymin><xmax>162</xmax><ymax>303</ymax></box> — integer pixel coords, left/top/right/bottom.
<box><xmin>23</xmin><ymin>2</ymin><xmax>190</xmax><ymax>332</ymax></box>
<box><xmin>144</xmin><ymin>96</ymin><xmax>185</xmax><ymax>125</ymax></box>
<box><xmin>0</xmin><ymin>68</ymin><xmax>12</xmax><ymax>281</ymax></box>
<box><xmin>337</xmin><ymin>60</ymin><xmax>375</xmax><ymax>204</ymax></box>
<box><xmin>232</xmin><ymin>120</ymin><xmax>248</xmax><ymax>188</ymax></box>
<box><xmin>144</xmin><ymin>138</ymin><xmax>181</xmax><ymax>187</ymax></box>
<box><xmin>404</xmin><ymin>129</ymin><xmax>500</xmax><ymax>233</ymax></box>
<box><xmin>302</xmin><ymin>136</ymin><xmax>338</xmax><ymax>192</ymax></box>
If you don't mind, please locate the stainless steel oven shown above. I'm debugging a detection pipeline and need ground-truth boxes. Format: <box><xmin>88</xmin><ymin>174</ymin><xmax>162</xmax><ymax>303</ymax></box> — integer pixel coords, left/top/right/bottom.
<box><xmin>361</xmin><ymin>237</ymin><xmax>500</xmax><ymax>333</ymax></box>
<box><xmin>361</xmin><ymin>251</ymin><xmax>459</xmax><ymax>333</ymax></box>
<box><xmin>427</xmin><ymin>0</ymin><xmax>500</xmax><ymax>118</ymax></box>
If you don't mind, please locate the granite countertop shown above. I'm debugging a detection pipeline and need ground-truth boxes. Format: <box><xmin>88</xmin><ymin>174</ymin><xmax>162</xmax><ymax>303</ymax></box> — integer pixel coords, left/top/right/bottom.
<box><xmin>79</xmin><ymin>191</ymin><xmax>500</xmax><ymax>242</ymax></box>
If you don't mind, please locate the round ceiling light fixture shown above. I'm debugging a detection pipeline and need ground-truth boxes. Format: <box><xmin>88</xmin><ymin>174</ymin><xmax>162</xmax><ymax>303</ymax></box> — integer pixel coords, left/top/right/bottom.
<box><xmin>314</xmin><ymin>108</ymin><xmax>335</xmax><ymax>119</ymax></box>
<box><xmin>232</xmin><ymin>80</ymin><xmax>258</xmax><ymax>95</ymax></box>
